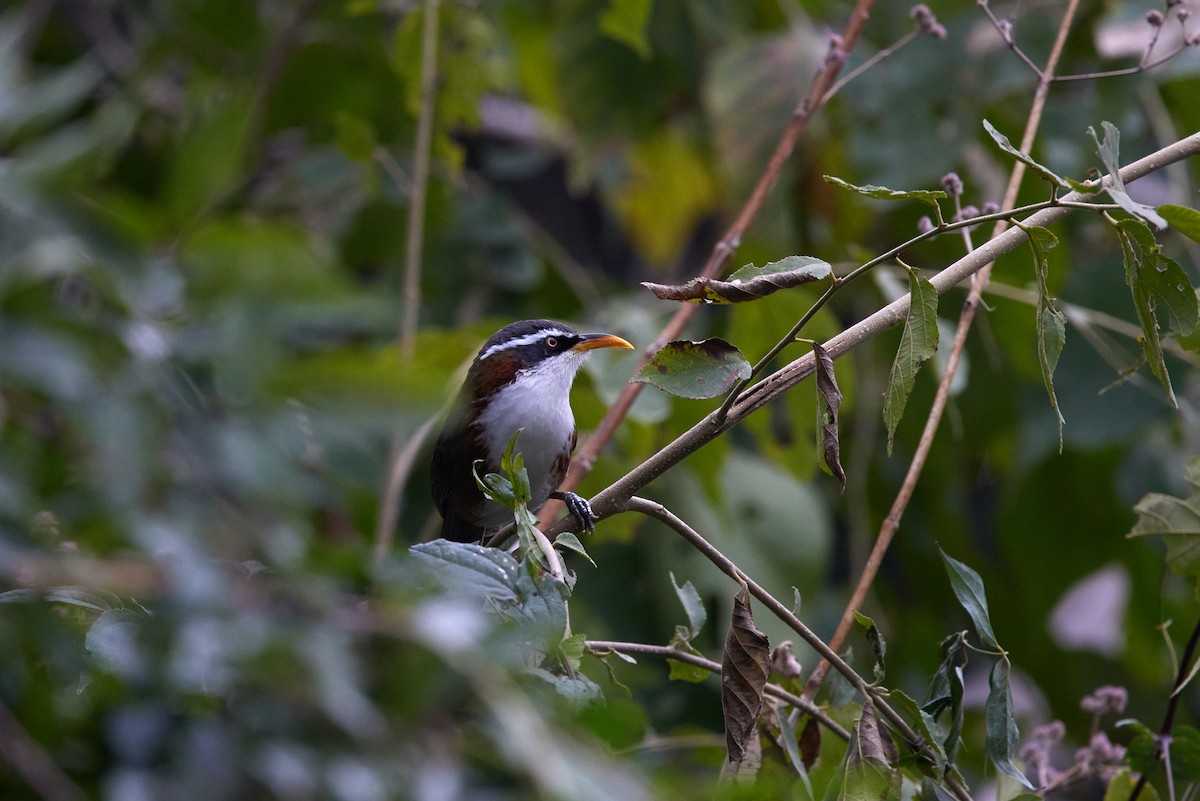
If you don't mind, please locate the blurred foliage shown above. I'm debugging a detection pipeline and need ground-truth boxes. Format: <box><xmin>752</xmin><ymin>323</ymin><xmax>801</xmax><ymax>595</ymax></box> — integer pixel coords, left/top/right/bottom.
<box><xmin>1</xmin><ymin>0</ymin><xmax>1199</xmax><ymax>799</ymax></box>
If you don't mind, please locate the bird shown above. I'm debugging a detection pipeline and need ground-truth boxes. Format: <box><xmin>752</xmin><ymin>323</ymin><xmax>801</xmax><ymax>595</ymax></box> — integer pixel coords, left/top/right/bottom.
<box><xmin>430</xmin><ymin>319</ymin><xmax>634</xmax><ymax>543</ymax></box>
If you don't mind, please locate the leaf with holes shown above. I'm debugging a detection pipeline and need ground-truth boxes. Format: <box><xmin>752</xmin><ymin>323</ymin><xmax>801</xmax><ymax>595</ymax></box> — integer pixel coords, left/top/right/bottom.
<box><xmin>1115</xmin><ymin>218</ymin><xmax>1199</xmax><ymax>406</ymax></box>
<box><xmin>883</xmin><ymin>267</ymin><xmax>939</xmax><ymax>454</ymax></box>
<box><xmin>814</xmin><ymin>341</ymin><xmax>846</xmax><ymax>490</ymax></box>
<box><xmin>641</xmin><ymin>255</ymin><xmax>831</xmax><ymax>303</ymax></box>
<box><xmin>1090</xmin><ymin>122</ymin><xmax>1168</xmax><ymax>229</ymax></box>
<box><xmin>722</xmin><ymin>586</ymin><xmax>771</xmax><ymax>763</ymax></box>
<box><xmin>983</xmin><ymin>119</ymin><xmax>1070</xmax><ymax>189</ymax></box>
<box><xmin>824</xmin><ymin>175</ymin><xmax>946</xmax><ymax>209</ymax></box>
<box><xmin>631</xmin><ymin>338</ymin><xmax>751</xmax><ymax>399</ymax></box>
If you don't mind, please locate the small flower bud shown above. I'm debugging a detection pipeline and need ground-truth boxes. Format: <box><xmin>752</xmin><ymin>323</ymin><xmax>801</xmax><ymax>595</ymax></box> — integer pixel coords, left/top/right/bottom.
<box><xmin>917</xmin><ymin>216</ymin><xmax>935</xmax><ymax>234</ymax></box>
<box><xmin>1146</xmin><ymin>9</ymin><xmax>1165</xmax><ymax>25</ymax></box>
<box><xmin>1081</xmin><ymin>685</ymin><xmax>1128</xmax><ymax>715</ymax></box>
<box><xmin>941</xmin><ymin>172</ymin><xmax>964</xmax><ymax>196</ymax></box>
<box><xmin>911</xmin><ymin>4</ymin><xmax>947</xmax><ymax>38</ymax></box>
<box><xmin>955</xmin><ymin>205</ymin><xmax>980</xmax><ymax>221</ymax></box>
<box><xmin>982</xmin><ymin>201</ymin><xmax>1001</xmax><ymax>215</ymax></box>
<box><xmin>771</xmin><ymin>641</ymin><xmax>803</xmax><ymax>678</ymax></box>
<box><xmin>997</xmin><ymin>18</ymin><xmax>1013</xmax><ymax>40</ymax></box>
<box><xmin>824</xmin><ymin>33</ymin><xmax>848</xmax><ymax>67</ymax></box>
<box><xmin>1177</xmin><ymin>8</ymin><xmax>1191</xmax><ymax>21</ymax></box>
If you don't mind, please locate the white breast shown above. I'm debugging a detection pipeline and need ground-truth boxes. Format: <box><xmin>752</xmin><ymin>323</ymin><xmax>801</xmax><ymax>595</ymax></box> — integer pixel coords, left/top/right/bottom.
<box><xmin>472</xmin><ymin>350</ymin><xmax>586</xmax><ymax>525</ymax></box>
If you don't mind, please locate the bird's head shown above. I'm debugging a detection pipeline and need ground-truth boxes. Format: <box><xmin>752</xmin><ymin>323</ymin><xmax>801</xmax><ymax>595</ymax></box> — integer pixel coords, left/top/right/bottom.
<box><xmin>466</xmin><ymin>319</ymin><xmax>633</xmax><ymax>401</ymax></box>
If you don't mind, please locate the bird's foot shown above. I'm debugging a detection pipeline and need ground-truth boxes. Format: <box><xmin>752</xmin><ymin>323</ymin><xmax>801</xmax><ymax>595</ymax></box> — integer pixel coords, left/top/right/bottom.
<box><xmin>550</xmin><ymin>490</ymin><xmax>596</xmax><ymax>533</ymax></box>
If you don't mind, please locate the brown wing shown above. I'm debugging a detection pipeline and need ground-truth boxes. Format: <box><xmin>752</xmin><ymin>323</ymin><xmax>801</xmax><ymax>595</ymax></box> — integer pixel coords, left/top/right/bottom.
<box><xmin>430</xmin><ymin>410</ymin><xmax>487</xmax><ymax>543</ymax></box>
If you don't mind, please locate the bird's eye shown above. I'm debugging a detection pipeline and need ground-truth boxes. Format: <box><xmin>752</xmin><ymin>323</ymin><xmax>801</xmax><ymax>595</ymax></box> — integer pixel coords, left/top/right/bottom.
<box><xmin>545</xmin><ymin>336</ymin><xmax>559</xmax><ymax>349</ymax></box>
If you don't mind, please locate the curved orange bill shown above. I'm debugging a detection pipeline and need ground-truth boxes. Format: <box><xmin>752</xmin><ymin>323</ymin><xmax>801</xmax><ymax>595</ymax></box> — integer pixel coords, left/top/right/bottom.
<box><xmin>573</xmin><ymin>333</ymin><xmax>634</xmax><ymax>352</ymax></box>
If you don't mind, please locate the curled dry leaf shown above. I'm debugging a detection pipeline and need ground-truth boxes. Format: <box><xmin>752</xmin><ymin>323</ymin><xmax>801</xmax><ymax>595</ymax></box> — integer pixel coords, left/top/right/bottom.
<box><xmin>722</xmin><ymin>585</ymin><xmax>771</xmax><ymax>763</ymax></box>
<box><xmin>813</xmin><ymin>341</ymin><xmax>846</xmax><ymax>491</ymax></box>
<box><xmin>642</xmin><ymin>255</ymin><xmax>831</xmax><ymax>304</ymax></box>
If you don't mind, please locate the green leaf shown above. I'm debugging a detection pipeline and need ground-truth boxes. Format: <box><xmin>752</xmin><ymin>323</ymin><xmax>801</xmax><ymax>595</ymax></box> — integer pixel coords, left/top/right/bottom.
<box><xmin>1171</xmin><ymin>726</ymin><xmax>1200</xmax><ymax>783</ymax></box>
<box><xmin>409</xmin><ymin>540</ymin><xmax>522</xmax><ymax>601</ymax></box>
<box><xmin>600</xmin><ymin>0</ymin><xmax>654</xmax><ymax>59</ymax></box>
<box><xmin>641</xmin><ymin>255</ymin><xmax>830</xmax><ymax>303</ymax></box>
<box><xmin>883</xmin><ymin>267</ymin><xmax>939</xmax><ymax>454</ymax></box>
<box><xmin>1016</xmin><ymin>223</ymin><xmax>1066</xmax><ymax>451</ymax></box>
<box><xmin>1142</xmin><ymin>253</ymin><xmax>1199</xmax><ymax>337</ymax></box>
<box><xmin>670</xmin><ymin>572</ymin><xmax>707</xmax><ymax>638</ymax></box>
<box><xmin>838</xmin><ymin>700</ymin><xmax>903</xmax><ymax>801</ymax></box>
<box><xmin>824</xmin><ymin>175</ymin><xmax>947</xmax><ymax>209</ymax></box>
<box><xmin>982</xmin><ymin>119</ymin><xmax>1070</xmax><ymax>189</ymax></box>
<box><xmin>939</xmin><ymin>549</ymin><xmax>999</xmax><ymax>649</ymax></box>
<box><xmin>334</xmin><ymin>111</ymin><xmax>378</xmax><ymax>162</ymax></box>
<box><xmin>630</xmin><ymin>338</ymin><xmax>751</xmax><ymax>399</ymax></box>
<box><xmin>985</xmin><ymin>660</ymin><xmax>1032</xmax><ymax>788</ymax></box>
<box><xmin>554</xmin><ymin>532</ymin><xmax>596</xmax><ymax>567</ymax></box>
<box><xmin>1123</xmin><ymin>722</ymin><xmax>1200</xmax><ymax>784</ymax></box>
<box><xmin>853</xmin><ymin>611</ymin><xmax>887</xmax><ymax>683</ymax></box>
<box><xmin>771</xmin><ymin>705</ymin><xmax>815</xmax><ymax>795</ymax></box>
<box><xmin>1104</xmin><ymin>768</ymin><xmax>1161</xmax><ymax>801</ymax></box>
<box><xmin>1121</xmin><ymin>719</ymin><xmax>1160</xmax><ymax>774</ymax></box>
<box><xmin>1115</xmin><ymin>218</ymin><xmax>1198</xmax><ymax>406</ymax></box>
<box><xmin>886</xmin><ymin>690</ymin><xmax>948</xmax><ymax>777</ymax></box>
<box><xmin>1159</xmin><ymin>204</ymin><xmax>1200</xmax><ymax>244</ymax></box>
<box><xmin>1089</xmin><ymin>122</ymin><xmax>1168</xmax><ymax>229</ymax></box>
<box><xmin>667</xmin><ymin>644</ymin><xmax>710</xmax><ymax>683</ymax></box>
<box><xmin>1128</xmin><ymin>462</ymin><xmax>1200</xmax><ymax>588</ymax></box>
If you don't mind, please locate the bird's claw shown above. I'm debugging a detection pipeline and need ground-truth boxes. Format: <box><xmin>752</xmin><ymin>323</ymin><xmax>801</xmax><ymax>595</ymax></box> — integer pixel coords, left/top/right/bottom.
<box><xmin>555</xmin><ymin>491</ymin><xmax>597</xmax><ymax>533</ymax></box>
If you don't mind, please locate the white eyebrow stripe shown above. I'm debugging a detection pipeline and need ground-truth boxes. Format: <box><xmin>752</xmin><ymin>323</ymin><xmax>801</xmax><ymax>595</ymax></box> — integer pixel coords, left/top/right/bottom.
<box><xmin>479</xmin><ymin>328</ymin><xmax>575</xmax><ymax>360</ymax></box>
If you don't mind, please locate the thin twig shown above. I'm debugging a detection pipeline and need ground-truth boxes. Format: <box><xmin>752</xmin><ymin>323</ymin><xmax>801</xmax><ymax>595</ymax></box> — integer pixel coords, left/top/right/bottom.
<box><xmin>800</xmin><ymin>0</ymin><xmax>1084</xmax><ymax>702</ymax></box>
<box><xmin>0</xmin><ymin>697</ymin><xmax>88</xmax><ymax>801</ymax></box>
<box><xmin>617</xmin><ymin>496</ymin><xmax>974</xmax><ymax>801</ymax></box>
<box><xmin>1130</xmin><ymin>618</ymin><xmax>1200</xmax><ymax>801</ymax></box>
<box><xmin>540</xmin><ymin>0</ymin><xmax>879</xmax><ymax>524</ymax></box>
<box><xmin>585</xmin><ymin>640</ymin><xmax>850</xmax><ymax>740</ymax></box>
<box><xmin>822</xmin><ymin>30</ymin><xmax>919</xmax><ymax>103</ymax></box>
<box><xmin>399</xmin><ymin>0</ymin><xmax>441</xmax><ymax>361</ymax></box>
<box><xmin>373</xmin><ymin>413</ymin><xmax>440</xmax><ymax>568</ymax></box>
<box><xmin>983</xmin><ymin>281</ymin><xmax>1200</xmax><ymax>369</ymax></box>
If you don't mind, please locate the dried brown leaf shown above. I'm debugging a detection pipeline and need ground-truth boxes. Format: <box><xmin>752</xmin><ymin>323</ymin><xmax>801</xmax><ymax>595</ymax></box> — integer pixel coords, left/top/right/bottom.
<box><xmin>722</xmin><ymin>585</ymin><xmax>771</xmax><ymax>763</ymax></box>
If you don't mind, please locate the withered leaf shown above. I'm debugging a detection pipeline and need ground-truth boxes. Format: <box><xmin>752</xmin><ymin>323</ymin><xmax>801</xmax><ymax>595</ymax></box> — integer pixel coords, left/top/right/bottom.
<box><xmin>813</xmin><ymin>341</ymin><xmax>846</xmax><ymax>491</ymax></box>
<box><xmin>643</xmin><ymin>255</ymin><xmax>831</xmax><ymax>304</ymax></box>
<box><xmin>722</xmin><ymin>585</ymin><xmax>771</xmax><ymax>763</ymax></box>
